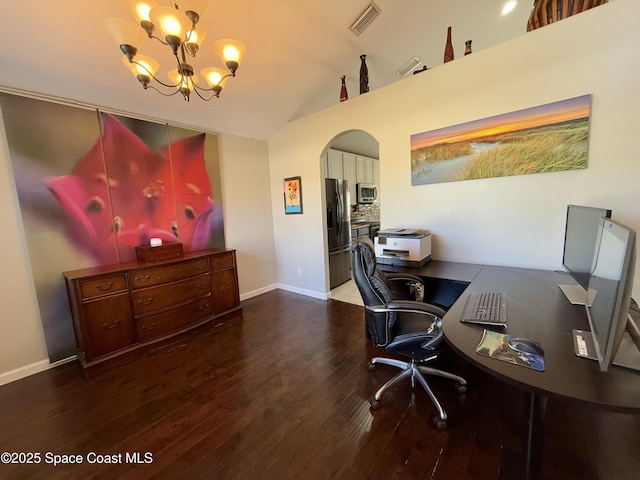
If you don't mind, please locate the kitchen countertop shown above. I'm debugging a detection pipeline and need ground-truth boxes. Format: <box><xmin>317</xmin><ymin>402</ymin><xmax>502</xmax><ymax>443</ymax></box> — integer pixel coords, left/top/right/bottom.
<box><xmin>350</xmin><ymin>219</ymin><xmax>379</xmax><ymax>227</ymax></box>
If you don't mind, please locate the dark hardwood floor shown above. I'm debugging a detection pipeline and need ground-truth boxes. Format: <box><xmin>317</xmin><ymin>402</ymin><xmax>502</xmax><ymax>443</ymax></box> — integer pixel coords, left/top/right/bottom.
<box><xmin>1</xmin><ymin>289</ymin><xmax>639</xmax><ymax>479</ymax></box>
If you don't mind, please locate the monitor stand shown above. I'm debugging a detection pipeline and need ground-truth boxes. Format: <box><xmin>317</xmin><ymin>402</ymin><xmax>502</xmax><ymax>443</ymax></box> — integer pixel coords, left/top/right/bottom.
<box><xmin>559</xmin><ymin>284</ymin><xmax>596</xmax><ymax>306</ymax></box>
<box><xmin>572</xmin><ymin>329</ymin><xmax>640</xmax><ymax>372</ymax></box>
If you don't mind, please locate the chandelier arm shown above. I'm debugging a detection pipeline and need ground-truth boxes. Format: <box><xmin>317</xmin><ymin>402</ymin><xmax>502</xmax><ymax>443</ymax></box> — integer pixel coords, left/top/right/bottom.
<box><xmin>144</xmin><ymin>84</ymin><xmax>182</xmax><ymax>97</ymax></box>
<box><xmin>130</xmin><ymin>59</ymin><xmax>181</xmax><ymax>89</ymax></box>
<box><xmin>192</xmin><ymin>72</ymin><xmax>234</xmax><ymax>93</ymax></box>
<box><xmin>190</xmin><ymin>88</ymin><xmax>219</xmax><ymax>101</ymax></box>
<box><xmin>147</xmin><ymin>34</ymin><xmax>169</xmax><ymax>46</ymax></box>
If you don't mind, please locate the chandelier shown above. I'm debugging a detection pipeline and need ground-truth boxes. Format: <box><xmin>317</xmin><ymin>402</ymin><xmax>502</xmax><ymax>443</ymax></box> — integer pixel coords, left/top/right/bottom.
<box><xmin>105</xmin><ymin>0</ymin><xmax>246</xmax><ymax>101</ymax></box>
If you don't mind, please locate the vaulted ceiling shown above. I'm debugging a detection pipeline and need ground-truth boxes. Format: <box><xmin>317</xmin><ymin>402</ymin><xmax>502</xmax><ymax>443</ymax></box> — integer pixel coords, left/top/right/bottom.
<box><xmin>0</xmin><ymin>1</ymin><xmax>534</xmax><ymax>140</ymax></box>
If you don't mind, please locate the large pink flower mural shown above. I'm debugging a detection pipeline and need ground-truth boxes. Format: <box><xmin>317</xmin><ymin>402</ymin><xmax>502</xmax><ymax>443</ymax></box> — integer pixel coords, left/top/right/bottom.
<box><xmin>46</xmin><ymin>113</ymin><xmax>221</xmax><ymax>264</ymax></box>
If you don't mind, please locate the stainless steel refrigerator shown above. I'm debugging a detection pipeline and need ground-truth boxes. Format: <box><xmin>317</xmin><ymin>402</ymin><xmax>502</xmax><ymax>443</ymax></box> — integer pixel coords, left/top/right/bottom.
<box><xmin>326</xmin><ymin>178</ymin><xmax>352</xmax><ymax>288</ymax></box>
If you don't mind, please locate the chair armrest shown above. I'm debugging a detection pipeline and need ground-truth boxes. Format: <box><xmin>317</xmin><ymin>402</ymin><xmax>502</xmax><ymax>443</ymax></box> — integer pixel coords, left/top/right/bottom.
<box><xmin>366</xmin><ymin>300</ymin><xmax>446</xmax><ymax>318</ymax></box>
<box><xmin>385</xmin><ymin>273</ymin><xmax>425</xmax><ymax>284</ymax></box>
<box><xmin>366</xmin><ymin>302</ymin><xmax>446</xmax><ymax>350</ymax></box>
<box><xmin>421</xmin><ymin>318</ymin><xmax>444</xmax><ymax>350</ymax></box>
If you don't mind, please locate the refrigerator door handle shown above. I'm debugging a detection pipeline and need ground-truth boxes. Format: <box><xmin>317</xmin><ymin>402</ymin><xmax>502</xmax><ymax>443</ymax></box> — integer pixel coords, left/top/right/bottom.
<box><xmin>336</xmin><ymin>190</ymin><xmax>342</xmax><ymax>237</ymax></box>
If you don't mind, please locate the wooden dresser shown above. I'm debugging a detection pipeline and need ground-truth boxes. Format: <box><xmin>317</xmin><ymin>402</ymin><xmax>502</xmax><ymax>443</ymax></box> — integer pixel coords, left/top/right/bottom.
<box><xmin>64</xmin><ymin>248</ymin><xmax>241</xmax><ymax>368</ymax></box>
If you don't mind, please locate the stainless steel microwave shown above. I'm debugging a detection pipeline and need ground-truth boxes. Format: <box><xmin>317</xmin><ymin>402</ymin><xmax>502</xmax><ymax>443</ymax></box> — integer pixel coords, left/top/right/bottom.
<box><xmin>356</xmin><ymin>183</ymin><xmax>377</xmax><ymax>204</ymax></box>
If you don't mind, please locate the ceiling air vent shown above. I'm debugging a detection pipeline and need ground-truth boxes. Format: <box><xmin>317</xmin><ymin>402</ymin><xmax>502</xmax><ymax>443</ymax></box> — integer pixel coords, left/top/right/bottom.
<box><xmin>349</xmin><ymin>2</ymin><xmax>381</xmax><ymax>36</ymax></box>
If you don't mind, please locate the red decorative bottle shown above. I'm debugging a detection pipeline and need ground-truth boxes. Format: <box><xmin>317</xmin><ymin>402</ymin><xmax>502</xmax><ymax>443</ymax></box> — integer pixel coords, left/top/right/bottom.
<box><xmin>444</xmin><ymin>26</ymin><xmax>454</xmax><ymax>63</ymax></box>
<box><xmin>340</xmin><ymin>75</ymin><xmax>348</xmax><ymax>102</ymax></box>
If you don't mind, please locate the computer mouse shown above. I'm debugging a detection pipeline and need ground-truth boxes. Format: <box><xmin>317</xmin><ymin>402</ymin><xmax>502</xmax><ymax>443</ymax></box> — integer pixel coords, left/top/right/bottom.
<box><xmin>508</xmin><ymin>337</ymin><xmax>544</xmax><ymax>356</ymax></box>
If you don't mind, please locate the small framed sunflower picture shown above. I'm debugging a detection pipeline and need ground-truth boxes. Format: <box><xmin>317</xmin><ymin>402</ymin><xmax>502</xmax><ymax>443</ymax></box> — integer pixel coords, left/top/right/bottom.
<box><xmin>283</xmin><ymin>176</ymin><xmax>303</xmax><ymax>214</ymax></box>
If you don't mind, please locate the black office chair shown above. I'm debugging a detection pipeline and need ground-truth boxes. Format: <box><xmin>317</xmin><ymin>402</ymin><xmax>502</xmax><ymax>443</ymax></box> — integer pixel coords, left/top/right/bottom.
<box><xmin>351</xmin><ymin>240</ymin><xmax>467</xmax><ymax>429</ymax></box>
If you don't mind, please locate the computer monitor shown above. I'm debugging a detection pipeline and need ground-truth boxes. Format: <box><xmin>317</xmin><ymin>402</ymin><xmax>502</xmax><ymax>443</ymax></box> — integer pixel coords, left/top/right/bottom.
<box><xmin>559</xmin><ymin>204</ymin><xmax>612</xmax><ymax>305</ymax></box>
<box><xmin>576</xmin><ymin>218</ymin><xmax>639</xmax><ymax>372</ymax></box>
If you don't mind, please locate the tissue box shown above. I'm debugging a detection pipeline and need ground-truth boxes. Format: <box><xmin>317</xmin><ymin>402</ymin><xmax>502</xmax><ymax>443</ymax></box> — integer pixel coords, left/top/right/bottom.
<box><xmin>135</xmin><ymin>242</ymin><xmax>184</xmax><ymax>263</ymax></box>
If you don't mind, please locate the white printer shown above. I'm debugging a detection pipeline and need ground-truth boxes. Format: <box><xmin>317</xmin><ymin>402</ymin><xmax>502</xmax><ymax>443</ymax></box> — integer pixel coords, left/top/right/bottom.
<box><xmin>374</xmin><ymin>228</ymin><xmax>432</xmax><ymax>267</ymax></box>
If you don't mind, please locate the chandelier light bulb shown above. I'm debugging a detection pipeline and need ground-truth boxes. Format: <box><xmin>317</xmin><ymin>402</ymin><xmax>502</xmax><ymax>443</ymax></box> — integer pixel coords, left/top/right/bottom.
<box><xmin>105</xmin><ymin>17</ymin><xmax>147</xmax><ymax>60</ymax></box>
<box><xmin>149</xmin><ymin>6</ymin><xmax>191</xmax><ymax>53</ymax></box>
<box><xmin>125</xmin><ymin>0</ymin><xmax>158</xmax><ymax>22</ymax></box>
<box><xmin>125</xmin><ymin>0</ymin><xmax>159</xmax><ymax>36</ymax></box>
<box><xmin>213</xmin><ymin>39</ymin><xmax>246</xmax><ymax>75</ymax></box>
<box><xmin>185</xmin><ymin>26</ymin><xmax>207</xmax><ymax>56</ymax></box>
<box><xmin>122</xmin><ymin>54</ymin><xmax>159</xmax><ymax>87</ymax></box>
<box><xmin>201</xmin><ymin>67</ymin><xmax>229</xmax><ymax>87</ymax></box>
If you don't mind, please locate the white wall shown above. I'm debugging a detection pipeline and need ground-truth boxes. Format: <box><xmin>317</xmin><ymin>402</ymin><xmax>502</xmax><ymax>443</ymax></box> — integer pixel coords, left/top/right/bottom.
<box><xmin>0</xmin><ymin>108</ymin><xmax>50</xmax><ymax>384</ymax></box>
<box><xmin>268</xmin><ymin>0</ymin><xmax>640</xmax><ymax>299</ymax></box>
<box><xmin>218</xmin><ymin>133</ymin><xmax>278</xmax><ymax>299</ymax></box>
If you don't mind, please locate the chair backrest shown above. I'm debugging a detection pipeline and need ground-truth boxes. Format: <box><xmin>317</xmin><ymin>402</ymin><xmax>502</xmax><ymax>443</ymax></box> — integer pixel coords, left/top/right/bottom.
<box><xmin>351</xmin><ymin>241</ymin><xmax>396</xmax><ymax>347</ymax></box>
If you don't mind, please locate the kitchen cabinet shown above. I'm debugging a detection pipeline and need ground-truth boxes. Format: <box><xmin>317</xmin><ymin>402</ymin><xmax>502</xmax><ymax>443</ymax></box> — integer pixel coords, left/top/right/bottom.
<box><xmin>327</xmin><ymin>149</ymin><xmax>344</xmax><ymax>179</ymax></box>
<box><xmin>64</xmin><ymin>248</ymin><xmax>241</xmax><ymax>369</ymax></box>
<box><xmin>356</xmin><ymin>156</ymin><xmax>366</xmax><ymax>183</ymax></box>
<box><xmin>342</xmin><ymin>153</ymin><xmax>356</xmax><ymax>205</ymax></box>
<box><xmin>356</xmin><ymin>155</ymin><xmax>377</xmax><ymax>184</ymax></box>
<box><xmin>327</xmin><ymin>149</ymin><xmax>379</xmax><ymax>205</ymax></box>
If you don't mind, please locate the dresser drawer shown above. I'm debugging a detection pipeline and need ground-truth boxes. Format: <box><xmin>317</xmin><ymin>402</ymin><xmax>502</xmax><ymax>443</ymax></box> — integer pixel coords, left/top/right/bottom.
<box><xmin>79</xmin><ymin>274</ymin><xmax>128</xmax><ymax>300</ymax></box>
<box><xmin>210</xmin><ymin>251</ymin><xmax>235</xmax><ymax>271</ymax></box>
<box><xmin>131</xmin><ymin>273</ymin><xmax>211</xmax><ymax>315</ymax></box>
<box><xmin>130</xmin><ymin>257</ymin><xmax>210</xmax><ymax>289</ymax></box>
<box><xmin>135</xmin><ymin>296</ymin><xmax>214</xmax><ymax>341</ymax></box>
<box><xmin>81</xmin><ymin>292</ymin><xmax>135</xmax><ymax>361</ymax></box>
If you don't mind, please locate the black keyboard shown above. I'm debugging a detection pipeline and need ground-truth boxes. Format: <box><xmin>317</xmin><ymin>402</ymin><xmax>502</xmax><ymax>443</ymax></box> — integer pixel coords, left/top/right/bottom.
<box><xmin>460</xmin><ymin>292</ymin><xmax>507</xmax><ymax>326</ymax></box>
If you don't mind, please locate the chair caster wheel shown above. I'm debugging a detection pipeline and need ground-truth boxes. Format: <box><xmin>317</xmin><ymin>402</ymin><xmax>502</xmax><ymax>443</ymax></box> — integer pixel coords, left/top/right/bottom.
<box><xmin>455</xmin><ymin>382</ymin><xmax>467</xmax><ymax>394</ymax></box>
<box><xmin>433</xmin><ymin>417</ymin><xmax>447</xmax><ymax>430</ymax></box>
<box><xmin>367</xmin><ymin>362</ymin><xmax>376</xmax><ymax>372</ymax></box>
<box><xmin>458</xmin><ymin>394</ymin><xmax>467</xmax><ymax>406</ymax></box>
<box><xmin>369</xmin><ymin>398</ymin><xmax>381</xmax><ymax>410</ymax></box>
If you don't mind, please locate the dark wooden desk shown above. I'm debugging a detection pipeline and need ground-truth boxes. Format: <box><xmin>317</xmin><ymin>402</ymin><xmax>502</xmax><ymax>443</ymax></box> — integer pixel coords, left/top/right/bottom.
<box><xmin>381</xmin><ymin>260</ymin><xmax>482</xmax><ymax>308</ymax></box>
<box><xmin>442</xmin><ymin>265</ymin><xmax>640</xmax><ymax>480</ymax></box>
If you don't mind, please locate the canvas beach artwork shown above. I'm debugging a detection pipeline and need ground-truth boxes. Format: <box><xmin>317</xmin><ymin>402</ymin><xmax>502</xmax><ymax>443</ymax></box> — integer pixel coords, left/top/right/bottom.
<box><xmin>410</xmin><ymin>95</ymin><xmax>592</xmax><ymax>186</ymax></box>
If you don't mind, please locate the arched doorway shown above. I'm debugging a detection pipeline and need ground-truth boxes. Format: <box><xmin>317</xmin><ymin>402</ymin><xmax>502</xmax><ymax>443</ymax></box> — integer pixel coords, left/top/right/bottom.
<box><xmin>320</xmin><ymin>130</ymin><xmax>380</xmax><ymax>302</ymax></box>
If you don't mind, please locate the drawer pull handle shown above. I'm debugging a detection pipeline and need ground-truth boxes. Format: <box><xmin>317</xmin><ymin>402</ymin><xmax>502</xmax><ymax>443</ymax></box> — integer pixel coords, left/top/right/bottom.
<box><xmin>195</xmin><ymin>262</ymin><xmax>207</xmax><ymax>271</ymax></box>
<box><xmin>137</xmin><ymin>297</ymin><xmax>154</xmax><ymax>306</ymax></box>
<box><xmin>197</xmin><ymin>282</ymin><xmax>209</xmax><ymax>290</ymax></box>
<box><xmin>198</xmin><ymin>304</ymin><xmax>211</xmax><ymax>311</ymax></box>
<box><xmin>219</xmin><ymin>285</ymin><xmax>230</xmax><ymax>294</ymax></box>
<box><xmin>215</xmin><ymin>258</ymin><xmax>228</xmax><ymax>266</ymax></box>
<box><xmin>141</xmin><ymin>322</ymin><xmax>157</xmax><ymax>331</ymax></box>
<box><xmin>96</xmin><ymin>282</ymin><xmax>114</xmax><ymax>291</ymax></box>
<box><xmin>135</xmin><ymin>275</ymin><xmax>151</xmax><ymax>283</ymax></box>
<box><xmin>102</xmin><ymin>320</ymin><xmax>120</xmax><ymax>330</ymax></box>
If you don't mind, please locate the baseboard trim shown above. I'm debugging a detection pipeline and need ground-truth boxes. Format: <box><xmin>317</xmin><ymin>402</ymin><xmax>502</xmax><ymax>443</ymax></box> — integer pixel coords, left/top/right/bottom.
<box><xmin>239</xmin><ymin>283</ymin><xmax>278</xmax><ymax>301</ymax></box>
<box><xmin>277</xmin><ymin>283</ymin><xmax>330</xmax><ymax>300</ymax></box>
<box><xmin>0</xmin><ymin>355</ymin><xmax>78</xmax><ymax>387</ymax></box>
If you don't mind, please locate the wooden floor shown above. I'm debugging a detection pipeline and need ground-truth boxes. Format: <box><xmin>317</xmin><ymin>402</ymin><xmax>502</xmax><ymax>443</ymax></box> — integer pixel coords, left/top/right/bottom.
<box><xmin>1</xmin><ymin>289</ymin><xmax>639</xmax><ymax>480</ymax></box>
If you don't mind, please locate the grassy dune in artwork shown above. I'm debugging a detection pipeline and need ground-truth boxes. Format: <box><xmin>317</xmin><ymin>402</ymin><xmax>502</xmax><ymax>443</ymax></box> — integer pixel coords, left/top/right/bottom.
<box><xmin>458</xmin><ymin>120</ymin><xmax>588</xmax><ymax>180</ymax></box>
<box><xmin>411</xmin><ymin>118</ymin><xmax>589</xmax><ymax>182</ymax></box>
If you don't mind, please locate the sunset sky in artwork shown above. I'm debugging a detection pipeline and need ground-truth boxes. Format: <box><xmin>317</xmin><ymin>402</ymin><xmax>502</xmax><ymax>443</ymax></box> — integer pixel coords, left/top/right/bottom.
<box><xmin>410</xmin><ymin>95</ymin><xmax>591</xmax><ymax>150</ymax></box>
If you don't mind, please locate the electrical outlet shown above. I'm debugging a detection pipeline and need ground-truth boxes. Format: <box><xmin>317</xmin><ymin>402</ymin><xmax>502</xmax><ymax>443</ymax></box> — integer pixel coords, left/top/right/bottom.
<box><xmin>296</xmin><ymin>268</ymin><xmax>302</xmax><ymax>276</ymax></box>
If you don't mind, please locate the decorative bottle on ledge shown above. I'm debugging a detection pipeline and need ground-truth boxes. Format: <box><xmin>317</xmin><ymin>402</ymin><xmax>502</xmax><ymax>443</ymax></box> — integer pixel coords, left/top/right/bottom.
<box><xmin>340</xmin><ymin>75</ymin><xmax>348</xmax><ymax>102</ymax></box>
<box><xmin>444</xmin><ymin>26</ymin><xmax>454</xmax><ymax>63</ymax></box>
<box><xmin>465</xmin><ymin>40</ymin><xmax>472</xmax><ymax>55</ymax></box>
<box><xmin>359</xmin><ymin>54</ymin><xmax>369</xmax><ymax>94</ymax></box>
